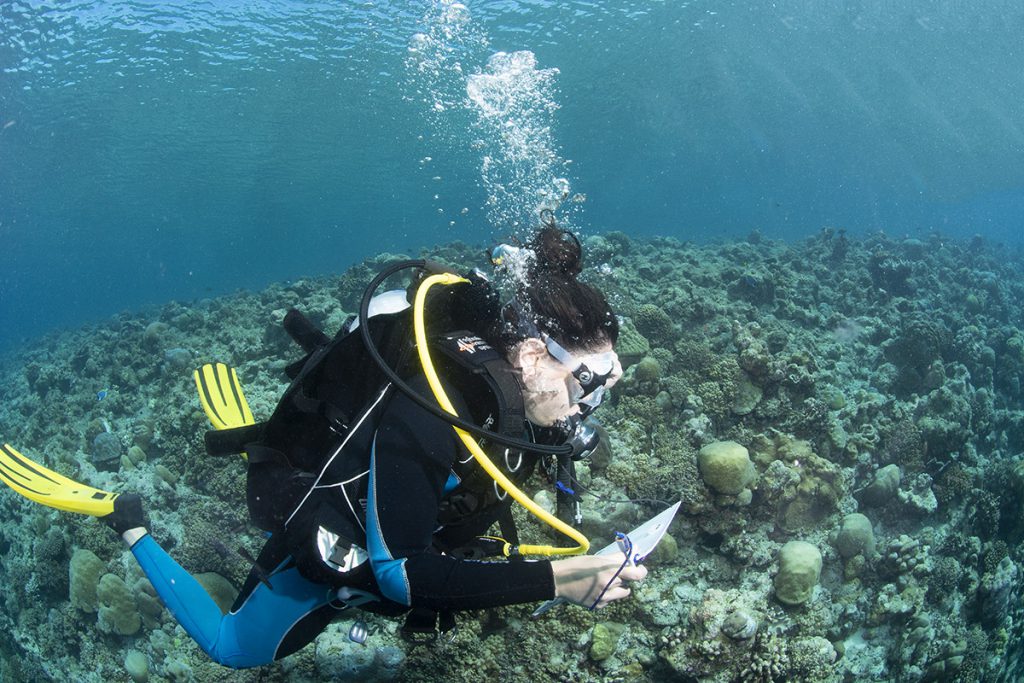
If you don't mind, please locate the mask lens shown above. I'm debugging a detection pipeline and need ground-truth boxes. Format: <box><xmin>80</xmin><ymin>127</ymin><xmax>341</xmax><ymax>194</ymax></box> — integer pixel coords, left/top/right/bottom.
<box><xmin>565</xmin><ymin>373</ymin><xmax>606</xmax><ymax>411</ymax></box>
<box><xmin>543</xmin><ymin>335</ymin><xmax>618</xmax><ymax>411</ymax></box>
<box><xmin>566</xmin><ymin>375</ymin><xmax>585</xmax><ymax>405</ymax></box>
<box><xmin>582</xmin><ymin>352</ymin><xmax>617</xmax><ymax>377</ymax></box>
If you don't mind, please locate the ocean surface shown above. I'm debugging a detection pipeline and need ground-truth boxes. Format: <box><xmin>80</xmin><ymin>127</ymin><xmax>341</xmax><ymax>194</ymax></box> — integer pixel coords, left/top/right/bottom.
<box><xmin>2</xmin><ymin>0</ymin><xmax>1023</xmax><ymax>351</ymax></box>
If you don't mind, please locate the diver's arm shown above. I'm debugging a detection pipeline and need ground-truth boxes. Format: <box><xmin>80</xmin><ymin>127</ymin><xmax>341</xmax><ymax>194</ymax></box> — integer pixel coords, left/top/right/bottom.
<box><xmin>367</xmin><ymin>386</ymin><xmax>555</xmax><ymax>612</ymax></box>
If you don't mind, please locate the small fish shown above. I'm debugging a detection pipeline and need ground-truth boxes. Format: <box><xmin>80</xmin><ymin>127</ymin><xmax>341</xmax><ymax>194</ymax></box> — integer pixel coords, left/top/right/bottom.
<box><xmin>96</xmin><ymin>389</ymin><xmax>109</xmax><ymax>401</ymax></box>
<box><xmin>2</xmin><ymin>120</ymin><xmax>14</xmax><ymax>130</ymax></box>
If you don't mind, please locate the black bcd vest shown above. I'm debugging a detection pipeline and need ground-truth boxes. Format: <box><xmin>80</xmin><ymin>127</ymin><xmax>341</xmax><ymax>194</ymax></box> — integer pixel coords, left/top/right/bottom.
<box><xmin>205</xmin><ymin>307</ymin><xmax>537</xmax><ymax>587</ymax></box>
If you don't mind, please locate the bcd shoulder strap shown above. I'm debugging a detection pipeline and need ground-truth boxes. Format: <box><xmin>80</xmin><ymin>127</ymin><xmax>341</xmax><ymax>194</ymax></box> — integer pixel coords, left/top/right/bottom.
<box><xmin>430</xmin><ymin>331</ymin><xmax>526</xmax><ymax>441</ymax></box>
<box><xmin>430</xmin><ymin>332</ymin><xmax>536</xmax><ymax>541</ymax></box>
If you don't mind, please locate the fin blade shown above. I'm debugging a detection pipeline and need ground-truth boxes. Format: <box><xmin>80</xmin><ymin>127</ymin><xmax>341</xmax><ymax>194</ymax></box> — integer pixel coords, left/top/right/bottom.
<box><xmin>195</xmin><ymin>364</ymin><xmax>228</xmax><ymax>429</ymax></box>
<box><xmin>220</xmin><ymin>364</ymin><xmax>255</xmax><ymax>427</ymax></box>
<box><xmin>195</xmin><ymin>363</ymin><xmax>256</xmax><ymax>430</ymax></box>
<box><xmin>0</xmin><ymin>444</ymin><xmax>117</xmax><ymax>516</ymax></box>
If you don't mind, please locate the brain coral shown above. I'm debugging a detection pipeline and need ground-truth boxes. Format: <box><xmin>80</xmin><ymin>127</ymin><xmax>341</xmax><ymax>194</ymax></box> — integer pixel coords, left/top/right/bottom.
<box><xmin>616</xmin><ymin>318</ymin><xmax>651</xmax><ymax>367</ymax></box>
<box><xmin>633</xmin><ymin>303</ymin><xmax>675</xmax><ymax>344</ymax></box>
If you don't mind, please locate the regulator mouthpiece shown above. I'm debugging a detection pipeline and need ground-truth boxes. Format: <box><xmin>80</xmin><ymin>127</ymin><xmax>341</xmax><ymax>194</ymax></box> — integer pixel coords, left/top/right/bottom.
<box><xmin>566</xmin><ymin>415</ymin><xmax>601</xmax><ymax>461</ymax></box>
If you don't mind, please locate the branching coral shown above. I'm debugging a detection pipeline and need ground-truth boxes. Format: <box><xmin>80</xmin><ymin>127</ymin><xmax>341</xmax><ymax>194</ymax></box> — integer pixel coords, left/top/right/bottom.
<box><xmin>738</xmin><ymin>632</ymin><xmax>789</xmax><ymax>683</ymax></box>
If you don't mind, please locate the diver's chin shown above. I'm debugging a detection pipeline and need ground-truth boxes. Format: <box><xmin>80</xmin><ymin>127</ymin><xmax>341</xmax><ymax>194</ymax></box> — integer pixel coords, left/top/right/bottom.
<box><xmin>526</xmin><ymin>408</ymin><xmax>574</xmax><ymax>428</ymax></box>
<box><xmin>526</xmin><ymin>413</ymin><xmax>558</xmax><ymax>428</ymax></box>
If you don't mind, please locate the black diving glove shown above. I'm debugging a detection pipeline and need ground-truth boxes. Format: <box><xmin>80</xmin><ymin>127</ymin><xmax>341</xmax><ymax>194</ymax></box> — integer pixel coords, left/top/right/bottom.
<box><xmin>102</xmin><ymin>493</ymin><xmax>148</xmax><ymax>536</ymax></box>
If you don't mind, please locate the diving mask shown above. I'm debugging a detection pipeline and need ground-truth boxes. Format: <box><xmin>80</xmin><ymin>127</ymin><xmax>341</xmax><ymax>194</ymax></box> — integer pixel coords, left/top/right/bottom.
<box><xmin>542</xmin><ymin>334</ymin><xmax>621</xmax><ymax>414</ymax></box>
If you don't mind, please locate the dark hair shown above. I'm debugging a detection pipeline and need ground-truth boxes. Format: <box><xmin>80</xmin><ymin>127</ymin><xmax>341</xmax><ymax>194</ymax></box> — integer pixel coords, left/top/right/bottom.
<box><xmin>490</xmin><ymin>225</ymin><xmax>618</xmax><ymax>353</ymax></box>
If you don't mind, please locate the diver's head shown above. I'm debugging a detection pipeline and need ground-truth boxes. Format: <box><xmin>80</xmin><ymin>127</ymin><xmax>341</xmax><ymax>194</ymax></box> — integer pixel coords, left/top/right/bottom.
<box><xmin>512</xmin><ymin>337</ymin><xmax>622</xmax><ymax>426</ymax></box>
<box><xmin>493</xmin><ymin>223</ymin><xmax>622</xmax><ymax>427</ymax></box>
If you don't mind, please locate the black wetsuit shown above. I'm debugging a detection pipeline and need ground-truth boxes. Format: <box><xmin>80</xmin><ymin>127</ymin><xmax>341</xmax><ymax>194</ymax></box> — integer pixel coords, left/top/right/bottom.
<box><xmin>130</xmin><ymin>374</ymin><xmax>554</xmax><ymax>667</ymax></box>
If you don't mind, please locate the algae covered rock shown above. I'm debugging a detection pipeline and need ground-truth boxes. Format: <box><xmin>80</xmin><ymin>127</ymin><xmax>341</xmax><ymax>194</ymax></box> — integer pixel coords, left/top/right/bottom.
<box><xmin>134</xmin><ymin>578</ymin><xmax>164</xmax><ymax>628</ymax></box>
<box><xmin>315</xmin><ymin>629</ymin><xmax>406</xmax><ymax>680</ymax></box>
<box><xmin>835</xmin><ymin>513</ymin><xmax>876</xmax><ymax>559</ymax></box>
<box><xmin>721</xmin><ymin>610</ymin><xmax>758</xmax><ymax>640</ymax></box>
<box><xmin>590</xmin><ymin>621</ymin><xmax>626</xmax><ymax>662</ymax></box>
<box><xmin>647</xmin><ymin>530</ymin><xmax>679</xmax><ymax>565</ymax></box>
<box><xmin>126</xmin><ymin>445</ymin><xmax>147</xmax><ymax>465</ymax></box>
<box><xmin>154</xmin><ymin>464</ymin><xmax>179</xmax><ymax>488</ymax></box>
<box><xmin>774</xmin><ymin>541</ymin><xmax>822</xmax><ymax>606</ymax></box>
<box><xmin>698</xmin><ymin>441</ymin><xmax>756</xmax><ymax>495</ymax></box>
<box><xmin>860</xmin><ymin>464</ymin><xmax>901</xmax><ymax>507</ymax></box>
<box><xmin>124</xmin><ymin>650</ymin><xmax>149</xmax><ymax>683</ymax></box>
<box><xmin>731</xmin><ymin>372</ymin><xmax>763</xmax><ymax>415</ymax></box>
<box><xmin>91</xmin><ymin>431</ymin><xmax>122</xmax><ymax>471</ymax></box>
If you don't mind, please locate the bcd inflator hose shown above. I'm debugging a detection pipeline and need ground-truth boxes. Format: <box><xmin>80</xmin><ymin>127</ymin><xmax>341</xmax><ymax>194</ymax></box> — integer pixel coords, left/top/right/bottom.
<box><xmin>412</xmin><ymin>272</ymin><xmax>589</xmax><ymax>558</ymax></box>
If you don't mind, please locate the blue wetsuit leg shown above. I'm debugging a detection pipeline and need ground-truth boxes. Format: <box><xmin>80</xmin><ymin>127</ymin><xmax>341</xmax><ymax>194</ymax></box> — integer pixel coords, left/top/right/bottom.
<box><xmin>131</xmin><ymin>534</ymin><xmax>336</xmax><ymax>668</ymax></box>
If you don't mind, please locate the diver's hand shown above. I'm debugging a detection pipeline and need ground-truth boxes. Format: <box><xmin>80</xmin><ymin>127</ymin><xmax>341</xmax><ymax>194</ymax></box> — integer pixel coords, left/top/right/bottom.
<box><xmin>551</xmin><ymin>553</ymin><xmax>648</xmax><ymax>609</ymax></box>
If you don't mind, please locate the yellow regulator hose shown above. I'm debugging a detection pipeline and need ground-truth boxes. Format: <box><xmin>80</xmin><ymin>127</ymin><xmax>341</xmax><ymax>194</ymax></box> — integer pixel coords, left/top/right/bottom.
<box><xmin>413</xmin><ymin>273</ymin><xmax>590</xmax><ymax>557</ymax></box>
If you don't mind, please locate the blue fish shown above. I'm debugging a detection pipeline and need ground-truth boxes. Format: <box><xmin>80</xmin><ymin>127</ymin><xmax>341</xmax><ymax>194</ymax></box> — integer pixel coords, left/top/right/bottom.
<box><xmin>96</xmin><ymin>389</ymin><xmax>109</xmax><ymax>401</ymax></box>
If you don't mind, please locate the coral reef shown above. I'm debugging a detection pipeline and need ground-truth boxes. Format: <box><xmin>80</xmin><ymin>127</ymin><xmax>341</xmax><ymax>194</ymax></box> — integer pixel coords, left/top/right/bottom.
<box><xmin>1</xmin><ymin>230</ymin><xmax>1024</xmax><ymax>681</ymax></box>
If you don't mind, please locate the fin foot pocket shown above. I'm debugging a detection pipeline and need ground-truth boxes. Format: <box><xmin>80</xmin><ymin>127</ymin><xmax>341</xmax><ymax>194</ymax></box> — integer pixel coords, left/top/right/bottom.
<box><xmin>103</xmin><ymin>493</ymin><xmax>147</xmax><ymax>534</ymax></box>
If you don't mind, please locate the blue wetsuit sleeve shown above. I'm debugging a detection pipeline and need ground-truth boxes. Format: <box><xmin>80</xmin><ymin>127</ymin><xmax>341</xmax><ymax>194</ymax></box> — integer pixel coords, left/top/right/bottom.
<box><xmin>130</xmin><ymin>534</ymin><xmax>335</xmax><ymax>668</ymax></box>
<box><xmin>366</xmin><ymin>383</ymin><xmax>555</xmax><ymax>612</ymax></box>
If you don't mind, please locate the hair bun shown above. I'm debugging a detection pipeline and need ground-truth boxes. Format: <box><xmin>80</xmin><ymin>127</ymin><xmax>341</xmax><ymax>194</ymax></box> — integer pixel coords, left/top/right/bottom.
<box><xmin>528</xmin><ymin>225</ymin><xmax>582</xmax><ymax>278</ymax></box>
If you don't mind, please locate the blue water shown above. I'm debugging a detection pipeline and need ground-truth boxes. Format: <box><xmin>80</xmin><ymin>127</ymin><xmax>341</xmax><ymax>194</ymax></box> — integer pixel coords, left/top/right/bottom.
<box><xmin>2</xmin><ymin>1</ymin><xmax>1023</xmax><ymax>350</ymax></box>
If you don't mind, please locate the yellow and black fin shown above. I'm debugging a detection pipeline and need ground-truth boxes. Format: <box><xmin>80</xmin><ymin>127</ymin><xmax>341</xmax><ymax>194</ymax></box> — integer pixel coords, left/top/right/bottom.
<box><xmin>0</xmin><ymin>443</ymin><xmax>118</xmax><ymax>516</ymax></box>
<box><xmin>194</xmin><ymin>363</ymin><xmax>256</xmax><ymax>430</ymax></box>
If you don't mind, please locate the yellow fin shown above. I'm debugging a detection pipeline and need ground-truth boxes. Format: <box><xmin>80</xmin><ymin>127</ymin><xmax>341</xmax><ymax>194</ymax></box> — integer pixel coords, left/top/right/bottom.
<box><xmin>194</xmin><ymin>363</ymin><xmax>255</xmax><ymax>430</ymax></box>
<box><xmin>0</xmin><ymin>443</ymin><xmax>117</xmax><ymax>516</ymax></box>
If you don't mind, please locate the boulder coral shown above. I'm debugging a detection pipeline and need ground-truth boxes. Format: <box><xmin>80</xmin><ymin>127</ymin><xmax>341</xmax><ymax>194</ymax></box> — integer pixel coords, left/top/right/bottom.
<box><xmin>697</xmin><ymin>440</ymin><xmax>756</xmax><ymax>495</ymax></box>
<box><xmin>69</xmin><ymin>548</ymin><xmax>105</xmax><ymax>614</ymax></box>
<box><xmin>96</xmin><ymin>573</ymin><xmax>141</xmax><ymax>636</ymax></box>
<box><xmin>835</xmin><ymin>512</ymin><xmax>876</xmax><ymax>559</ymax></box>
<box><xmin>774</xmin><ymin>540</ymin><xmax>823</xmax><ymax>606</ymax></box>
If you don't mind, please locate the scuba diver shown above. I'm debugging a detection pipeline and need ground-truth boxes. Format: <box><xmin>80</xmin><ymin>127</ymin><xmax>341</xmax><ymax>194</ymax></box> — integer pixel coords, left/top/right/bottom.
<box><xmin>0</xmin><ymin>223</ymin><xmax>659</xmax><ymax>669</ymax></box>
